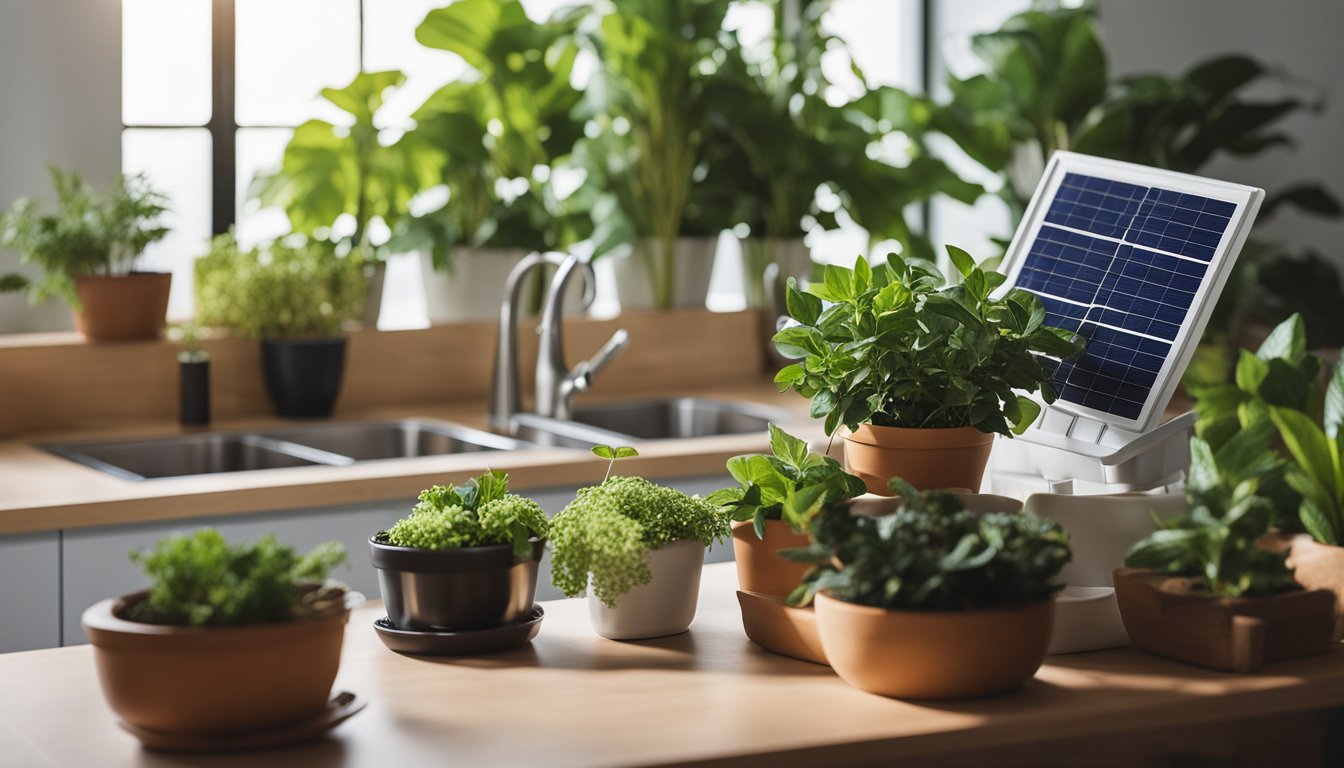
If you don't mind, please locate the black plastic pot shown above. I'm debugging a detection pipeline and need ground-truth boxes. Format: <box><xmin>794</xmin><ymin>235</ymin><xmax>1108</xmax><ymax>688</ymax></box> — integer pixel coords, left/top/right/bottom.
<box><xmin>178</xmin><ymin>357</ymin><xmax>210</xmax><ymax>426</ymax></box>
<box><xmin>369</xmin><ymin>536</ymin><xmax>545</xmax><ymax>631</ymax></box>
<box><xmin>260</xmin><ymin>338</ymin><xmax>347</xmax><ymax>418</ymax></box>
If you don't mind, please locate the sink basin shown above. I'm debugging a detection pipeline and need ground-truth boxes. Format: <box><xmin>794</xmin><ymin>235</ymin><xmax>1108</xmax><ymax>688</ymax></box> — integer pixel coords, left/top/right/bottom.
<box><xmin>510</xmin><ymin>397</ymin><xmax>790</xmax><ymax>445</ymax></box>
<box><xmin>46</xmin><ymin>433</ymin><xmax>350</xmax><ymax>481</ymax></box>
<box><xmin>255</xmin><ymin>420</ymin><xmax>528</xmax><ymax>461</ymax></box>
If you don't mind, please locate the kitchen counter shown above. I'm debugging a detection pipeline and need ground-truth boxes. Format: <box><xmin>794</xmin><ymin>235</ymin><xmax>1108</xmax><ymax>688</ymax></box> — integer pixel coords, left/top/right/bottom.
<box><xmin>2</xmin><ymin>563</ymin><xmax>1342</xmax><ymax>767</ymax></box>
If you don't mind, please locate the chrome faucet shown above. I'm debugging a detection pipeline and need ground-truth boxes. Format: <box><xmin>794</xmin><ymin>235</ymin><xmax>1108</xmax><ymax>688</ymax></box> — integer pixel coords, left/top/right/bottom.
<box><xmin>533</xmin><ymin>255</ymin><xmax>629</xmax><ymax>421</ymax></box>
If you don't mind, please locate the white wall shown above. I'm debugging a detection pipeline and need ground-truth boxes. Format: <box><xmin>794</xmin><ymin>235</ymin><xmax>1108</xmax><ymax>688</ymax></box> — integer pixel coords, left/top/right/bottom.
<box><xmin>0</xmin><ymin>0</ymin><xmax>122</xmax><ymax>333</ymax></box>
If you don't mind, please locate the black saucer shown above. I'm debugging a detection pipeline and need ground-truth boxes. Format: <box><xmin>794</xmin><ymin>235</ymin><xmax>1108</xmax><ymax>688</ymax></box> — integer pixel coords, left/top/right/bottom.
<box><xmin>373</xmin><ymin>606</ymin><xmax>544</xmax><ymax>656</ymax></box>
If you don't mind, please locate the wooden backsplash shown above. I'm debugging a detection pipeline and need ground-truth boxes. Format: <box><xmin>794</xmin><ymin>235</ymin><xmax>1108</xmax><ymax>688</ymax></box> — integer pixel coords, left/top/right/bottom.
<box><xmin>0</xmin><ymin>309</ymin><xmax>767</xmax><ymax>436</ymax></box>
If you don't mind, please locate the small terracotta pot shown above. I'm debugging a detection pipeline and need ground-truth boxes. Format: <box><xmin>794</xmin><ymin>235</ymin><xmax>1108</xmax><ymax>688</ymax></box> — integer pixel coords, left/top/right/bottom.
<box><xmin>842</xmin><ymin>424</ymin><xmax>994</xmax><ymax>495</ymax></box>
<box><xmin>1286</xmin><ymin>535</ymin><xmax>1344</xmax><ymax>641</ymax></box>
<box><xmin>815</xmin><ymin>591</ymin><xmax>1053</xmax><ymax>699</ymax></box>
<box><xmin>731</xmin><ymin>519</ymin><xmax>811</xmax><ymax>598</ymax></box>
<box><xmin>588</xmin><ymin>538</ymin><xmax>705</xmax><ymax>640</ymax></box>
<box><xmin>82</xmin><ymin>591</ymin><xmax>349</xmax><ymax>734</ymax></box>
<box><xmin>736</xmin><ymin>590</ymin><xmax>827</xmax><ymax>666</ymax></box>
<box><xmin>72</xmin><ymin>272</ymin><xmax>171</xmax><ymax>342</ymax></box>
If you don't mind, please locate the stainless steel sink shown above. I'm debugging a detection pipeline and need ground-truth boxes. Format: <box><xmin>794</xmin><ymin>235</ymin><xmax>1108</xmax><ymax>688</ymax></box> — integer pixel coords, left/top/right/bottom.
<box><xmin>510</xmin><ymin>397</ymin><xmax>790</xmax><ymax>444</ymax></box>
<box><xmin>46</xmin><ymin>433</ymin><xmax>351</xmax><ymax>481</ymax></box>
<box><xmin>254</xmin><ymin>420</ymin><xmax>528</xmax><ymax>461</ymax></box>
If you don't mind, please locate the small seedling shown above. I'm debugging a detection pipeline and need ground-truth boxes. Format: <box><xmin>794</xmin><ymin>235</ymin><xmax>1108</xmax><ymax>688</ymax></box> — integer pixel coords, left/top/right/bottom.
<box><xmin>591</xmin><ymin>444</ymin><xmax>638</xmax><ymax>482</ymax></box>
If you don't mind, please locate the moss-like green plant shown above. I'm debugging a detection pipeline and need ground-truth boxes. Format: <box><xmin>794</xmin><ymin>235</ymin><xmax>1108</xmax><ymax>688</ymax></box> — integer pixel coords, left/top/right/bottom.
<box><xmin>382</xmin><ymin>470</ymin><xmax>548</xmax><ymax>559</ymax></box>
<box><xmin>127</xmin><ymin>529</ymin><xmax>346</xmax><ymax>627</ymax></box>
<box><xmin>550</xmin><ymin>476</ymin><xmax>730</xmax><ymax>608</ymax></box>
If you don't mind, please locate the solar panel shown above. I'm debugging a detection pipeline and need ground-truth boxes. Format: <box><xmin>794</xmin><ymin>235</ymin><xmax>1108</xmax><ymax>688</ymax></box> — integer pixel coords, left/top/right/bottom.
<box><xmin>1000</xmin><ymin>152</ymin><xmax>1263</xmax><ymax>433</ymax></box>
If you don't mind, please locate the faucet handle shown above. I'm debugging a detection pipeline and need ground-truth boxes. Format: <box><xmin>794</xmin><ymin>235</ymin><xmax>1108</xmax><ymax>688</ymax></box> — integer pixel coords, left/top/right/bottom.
<box><xmin>571</xmin><ymin>328</ymin><xmax>629</xmax><ymax>393</ymax></box>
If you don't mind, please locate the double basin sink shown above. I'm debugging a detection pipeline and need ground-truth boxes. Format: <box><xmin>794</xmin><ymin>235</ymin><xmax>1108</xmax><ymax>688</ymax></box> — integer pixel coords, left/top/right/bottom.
<box><xmin>46</xmin><ymin>398</ymin><xmax>789</xmax><ymax>481</ymax></box>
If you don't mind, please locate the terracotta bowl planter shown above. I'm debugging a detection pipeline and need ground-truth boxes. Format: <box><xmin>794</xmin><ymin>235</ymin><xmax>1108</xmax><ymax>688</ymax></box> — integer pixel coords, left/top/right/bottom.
<box><xmin>736</xmin><ymin>590</ymin><xmax>827</xmax><ymax>665</ymax></box>
<box><xmin>1112</xmin><ymin>568</ymin><xmax>1335</xmax><ymax>672</ymax></box>
<box><xmin>731</xmin><ymin>519</ymin><xmax>811</xmax><ymax>598</ymax></box>
<box><xmin>73</xmin><ymin>272</ymin><xmax>171</xmax><ymax>342</ymax></box>
<box><xmin>369</xmin><ymin>535</ymin><xmax>544</xmax><ymax>631</ymax></box>
<box><xmin>814</xmin><ymin>592</ymin><xmax>1054</xmax><ymax>699</ymax></box>
<box><xmin>588</xmin><ymin>538</ymin><xmax>705</xmax><ymax>640</ymax></box>
<box><xmin>81</xmin><ymin>590</ymin><xmax>349</xmax><ymax>734</ymax></box>
<box><xmin>842</xmin><ymin>424</ymin><xmax>994</xmax><ymax>495</ymax></box>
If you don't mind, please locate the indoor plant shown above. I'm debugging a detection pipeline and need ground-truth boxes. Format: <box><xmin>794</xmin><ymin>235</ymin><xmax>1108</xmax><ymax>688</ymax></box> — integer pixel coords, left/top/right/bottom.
<box><xmin>550</xmin><ymin>446</ymin><xmax>730</xmax><ymax>640</ymax></box>
<box><xmin>707</xmin><ymin>424</ymin><xmax>865</xmax><ymax>597</ymax></box>
<box><xmin>194</xmin><ymin>233</ymin><xmax>366</xmax><ymax>418</ymax></box>
<box><xmin>773</xmin><ymin>246</ymin><xmax>1084</xmax><ymax>493</ymax></box>
<box><xmin>0</xmin><ymin>166</ymin><xmax>170</xmax><ymax>341</ymax></box>
<box><xmin>81</xmin><ymin>530</ymin><xmax>351</xmax><ymax>735</ymax></box>
<box><xmin>369</xmin><ymin>470</ymin><xmax>548</xmax><ymax>631</ymax></box>
<box><xmin>785</xmin><ymin>479</ymin><xmax>1071</xmax><ymax>699</ymax></box>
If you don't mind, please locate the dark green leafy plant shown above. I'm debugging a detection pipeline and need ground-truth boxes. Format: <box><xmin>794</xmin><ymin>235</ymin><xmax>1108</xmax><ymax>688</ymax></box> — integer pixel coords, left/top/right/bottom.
<box><xmin>784</xmin><ymin>479</ymin><xmax>1070</xmax><ymax>611</ymax></box>
<box><xmin>550</xmin><ymin>473</ymin><xmax>730</xmax><ymax>607</ymax></box>
<box><xmin>1271</xmin><ymin>363</ymin><xmax>1344</xmax><ymax>545</ymax></box>
<box><xmin>773</xmin><ymin>246</ymin><xmax>1084</xmax><ymax>436</ymax></box>
<box><xmin>381</xmin><ymin>470</ymin><xmax>548</xmax><ymax>559</ymax></box>
<box><xmin>706</xmin><ymin>424</ymin><xmax>865</xmax><ymax>538</ymax></box>
<box><xmin>127</xmin><ymin>529</ymin><xmax>346</xmax><ymax>627</ymax></box>
<box><xmin>0</xmin><ymin>167</ymin><xmax>169</xmax><ymax>305</ymax></box>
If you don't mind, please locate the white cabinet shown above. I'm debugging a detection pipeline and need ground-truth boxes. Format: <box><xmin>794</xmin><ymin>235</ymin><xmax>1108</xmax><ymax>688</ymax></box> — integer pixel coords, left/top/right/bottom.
<box><xmin>0</xmin><ymin>532</ymin><xmax>61</xmax><ymax>652</ymax></box>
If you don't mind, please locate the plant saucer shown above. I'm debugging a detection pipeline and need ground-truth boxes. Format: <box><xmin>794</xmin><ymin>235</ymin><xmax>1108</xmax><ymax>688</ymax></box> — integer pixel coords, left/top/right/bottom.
<box><xmin>118</xmin><ymin>691</ymin><xmax>365</xmax><ymax>752</ymax></box>
<box><xmin>374</xmin><ymin>606</ymin><xmax>544</xmax><ymax>656</ymax></box>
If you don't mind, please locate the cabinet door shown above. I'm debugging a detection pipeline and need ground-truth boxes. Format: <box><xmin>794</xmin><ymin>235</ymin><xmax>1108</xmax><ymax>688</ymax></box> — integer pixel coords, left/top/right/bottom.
<box><xmin>0</xmin><ymin>532</ymin><xmax>60</xmax><ymax>652</ymax></box>
<box><xmin>62</xmin><ymin>501</ymin><xmax>405</xmax><ymax>645</ymax></box>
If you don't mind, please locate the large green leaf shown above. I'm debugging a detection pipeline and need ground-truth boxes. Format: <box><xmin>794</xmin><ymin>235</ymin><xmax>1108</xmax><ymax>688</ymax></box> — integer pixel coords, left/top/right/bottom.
<box><xmin>1271</xmin><ymin>407</ymin><xmax>1340</xmax><ymax>502</ymax></box>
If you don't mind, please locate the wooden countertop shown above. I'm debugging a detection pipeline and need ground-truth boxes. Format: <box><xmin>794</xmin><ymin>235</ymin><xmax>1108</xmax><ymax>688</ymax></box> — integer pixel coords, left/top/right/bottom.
<box><xmin>3</xmin><ymin>563</ymin><xmax>1344</xmax><ymax>767</ymax></box>
<box><xmin>0</xmin><ymin>382</ymin><xmax>820</xmax><ymax>536</ymax></box>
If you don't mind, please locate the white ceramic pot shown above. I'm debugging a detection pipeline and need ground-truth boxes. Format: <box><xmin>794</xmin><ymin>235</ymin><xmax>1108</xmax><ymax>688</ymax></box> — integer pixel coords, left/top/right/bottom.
<box><xmin>740</xmin><ymin>237</ymin><xmax>811</xmax><ymax>307</ymax></box>
<box><xmin>421</xmin><ymin>247</ymin><xmax>530</xmax><ymax>323</ymax></box>
<box><xmin>587</xmin><ymin>538</ymin><xmax>705</xmax><ymax>640</ymax></box>
<box><xmin>612</xmin><ymin>237</ymin><xmax>717</xmax><ymax>310</ymax></box>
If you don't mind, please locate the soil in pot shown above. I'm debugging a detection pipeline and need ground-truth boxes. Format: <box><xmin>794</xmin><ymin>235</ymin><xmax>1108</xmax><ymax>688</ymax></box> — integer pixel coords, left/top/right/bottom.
<box><xmin>73</xmin><ymin>272</ymin><xmax>172</xmax><ymax>342</ymax></box>
<box><xmin>843</xmin><ymin>424</ymin><xmax>994</xmax><ymax>495</ymax></box>
<box><xmin>731</xmin><ymin>519</ymin><xmax>811</xmax><ymax>598</ymax></box>
<box><xmin>814</xmin><ymin>591</ymin><xmax>1054</xmax><ymax>699</ymax></box>
<box><xmin>588</xmin><ymin>538</ymin><xmax>705</xmax><ymax>640</ymax></box>
<box><xmin>260</xmin><ymin>337</ymin><xmax>347</xmax><ymax>418</ymax></box>
<box><xmin>369</xmin><ymin>536</ymin><xmax>544</xmax><ymax>631</ymax></box>
<box><xmin>81</xmin><ymin>590</ymin><xmax>349</xmax><ymax>734</ymax></box>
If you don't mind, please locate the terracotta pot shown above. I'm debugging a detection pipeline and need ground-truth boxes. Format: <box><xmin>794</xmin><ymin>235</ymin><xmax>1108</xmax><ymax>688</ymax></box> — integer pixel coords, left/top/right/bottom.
<box><xmin>72</xmin><ymin>272</ymin><xmax>171</xmax><ymax>342</ymax></box>
<box><xmin>842</xmin><ymin>424</ymin><xmax>994</xmax><ymax>495</ymax></box>
<box><xmin>82</xmin><ymin>591</ymin><xmax>349</xmax><ymax>734</ymax></box>
<box><xmin>588</xmin><ymin>538</ymin><xmax>704</xmax><ymax>640</ymax></box>
<box><xmin>1286</xmin><ymin>535</ymin><xmax>1344</xmax><ymax>641</ymax></box>
<box><xmin>731</xmin><ymin>519</ymin><xmax>811</xmax><ymax>598</ymax></box>
<box><xmin>815</xmin><ymin>591</ymin><xmax>1053</xmax><ymax>699</ymax></box>
<box><xmin>1112</xmin><ymin>568</ymin><xmax>1335</xmax><ymax>672</ymax></box>
<box><xmin>736</xmin><ymin>590</ymin><xmax>827</xmax><ymax>666</ymax></box>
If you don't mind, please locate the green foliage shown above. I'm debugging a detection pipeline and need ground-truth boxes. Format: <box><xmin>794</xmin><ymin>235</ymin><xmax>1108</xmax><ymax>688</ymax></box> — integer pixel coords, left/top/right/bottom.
<box><xmin>550</xmin><ymin>476</ymin><xmax>729</xmax><ymax>607</ymax></box>
<box><xmin>127</xmin><ymin>529</ymin><xmax>346</xmax><ymax>627</ymax></box>
<box><xmin>193</xmin><ymin>233</ymin><xmax>367</xmax><ymax>339</ymax></box>
<box><xmin>706</xmin><ymin>424</ymin><xmax>865</xmax><ymax>537</ymax></box>
<box><xmin>383</xmin><ymin>470</ymin><xmax>548</xmax><ymax>559</ymax></box>
<box><xmin>784</xmin><ymin>480</ymin><xmax>1070</xmax><ymax>611</ymax></box>
<box><xmin>0</xmin><ymin>167</ymin><xmax>169</xmax><ymax>305</ymax></box>
<box><xmin>773</xmin><ymin>246</ymin><xmax>1084</xmax><ymax>436</ymax></box>
<box><xmin>591</xmin><ymin>444</ymin><xmax>638</xmax><ymax>482</ymax></box>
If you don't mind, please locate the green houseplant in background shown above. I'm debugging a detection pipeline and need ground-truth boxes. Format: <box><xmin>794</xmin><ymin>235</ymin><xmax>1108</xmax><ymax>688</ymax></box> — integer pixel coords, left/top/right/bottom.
<box><xmin>80</xmin><ymin>529</ymin><xmax>355</xmax><ymax>736</ymax></box>
<box><xmin>195</xmin><ymin>233</ymin><xmax>366</xmax><ymax>417</ymax></box>
<box><xmin>0</xmin><ymin>167</ymin><xmax>171</xmax><ymax>341</ymax></box>
<box><xmin>252</xmin><ymin>70</ymin><xmax>439</xmax><ymax>328</ymax></box>
<box><xmin>550</xmin><ymin>446</ymin><xmax>730</xmax><ymax>640</ymax></box>
<box><xmin>782</xmin><ymin>481</ymin><xmax>1070</xmax><ymax>699</ymax></box>
<box><xmin>773</xmin><ymin>246</ymin><xmax>1084</xmax><ymax>494</ymax></box>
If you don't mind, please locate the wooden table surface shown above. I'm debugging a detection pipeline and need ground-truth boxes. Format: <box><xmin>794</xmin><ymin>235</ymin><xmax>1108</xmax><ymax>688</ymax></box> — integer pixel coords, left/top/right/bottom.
<box><xmin>3</xmin><ymin>563</ymin><xmax>1344</xmax><ymax>768</ymax></box>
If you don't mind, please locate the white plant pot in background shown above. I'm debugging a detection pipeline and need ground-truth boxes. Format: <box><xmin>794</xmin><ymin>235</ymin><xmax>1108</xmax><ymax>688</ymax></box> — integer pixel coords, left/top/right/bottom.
<box><xmin>421</xmin><ymin>248</ymin><xmax>588</xmax><ymax>324</ymax></box>
<box><xmin>612</xmin><ymin>237</ymin><xmax>717</xmax><ymax>311</ymax></box>
<box><xmin>587</xmin><ymin>538</ymin><xmax>705</xmax><ymax>640</ymax></box>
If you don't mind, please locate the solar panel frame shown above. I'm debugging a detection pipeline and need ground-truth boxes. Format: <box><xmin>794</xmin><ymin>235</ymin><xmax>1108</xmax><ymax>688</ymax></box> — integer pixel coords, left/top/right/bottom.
<box><xmin>998</xmin><ymin>152</ymin><xmax>1264</xmax><ymax>434</ymax></box>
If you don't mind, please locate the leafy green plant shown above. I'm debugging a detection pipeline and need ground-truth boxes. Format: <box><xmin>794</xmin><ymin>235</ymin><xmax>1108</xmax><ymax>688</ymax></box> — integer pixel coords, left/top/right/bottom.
<box><xmin>194</xmin><ymin>233</ymin><xmax>366</xmax><ymax>339</ymax></box>
<box><xmin>591</xmin><ymin>444</ymin><xmax>639</xmax><ymax>482</ymax></box>
<box><xmin>550</xmin><ymin>473</ymin><xmax>729</xmax><ymax>608</ymax></box>
<box><xmin>773</xmin><ymin>246</ymin><xmax>1084</xmax><ymax>437</ymax></box>
<box><xmin>126</xmin><ymin>529</ymin><xmax>346</xmax><ymax>627</ymax></box>
<box><xmin>0</xmin><ymin>167</ymin><xmax>169</xmax><ymax>305</ymax></box>
<box><xmin>784</xmin><ymin>479</ymin><xmax>1070</xmax><ymax>610</ymax></box>
<box><xmin>1271</xmin><ymin>363</ymin><xmax>1344</xmax><ymax>545</ymax></box>
<box><xmin>381</xmin><ymin>470</ymin><xmax>548</xmax><ymax>559</ymax></box>
<box><xmin>706</xmin><ymin>424</ymin><xmax>865</xmax><ymax>538</ymax></box>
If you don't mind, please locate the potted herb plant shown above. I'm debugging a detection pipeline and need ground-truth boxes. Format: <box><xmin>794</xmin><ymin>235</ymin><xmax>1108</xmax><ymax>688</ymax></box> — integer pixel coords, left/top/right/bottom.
<box><xmin>785</xmin><ymin>479</ymin><xmax>1070</xmax><ymax>699</ymax></box>
<box><xmin>0</xmin><ymin>167</ymin><xmax>170</xmax><ymax>341</ymax></box>
<box><xmin>773</xmin><ymin>246</ymin><xmax>1084</xmax><ymax>494</ymax></box>
<box><xmin>369</xmin><ymin>470</ymin><xmax>548</xmax><ymax>632</ymax></box>
<box><xmin>707</xmin><ymin>424</ymin><xmax>865</xmax><ymax>597</ymax></box>
<box><xmin>194</xmin><ymin>233</ymin><xmax>366</xmax><ymax>418</ymax></box>
<box><xmin>81</xmin><ymin>530</ymin><xmax>352</xmax><ymax>736</ymax></box>
<box><xmin>550</xmin><ymin>446</ymin><xmax>730</xmax><ymax>640</ymax></box>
